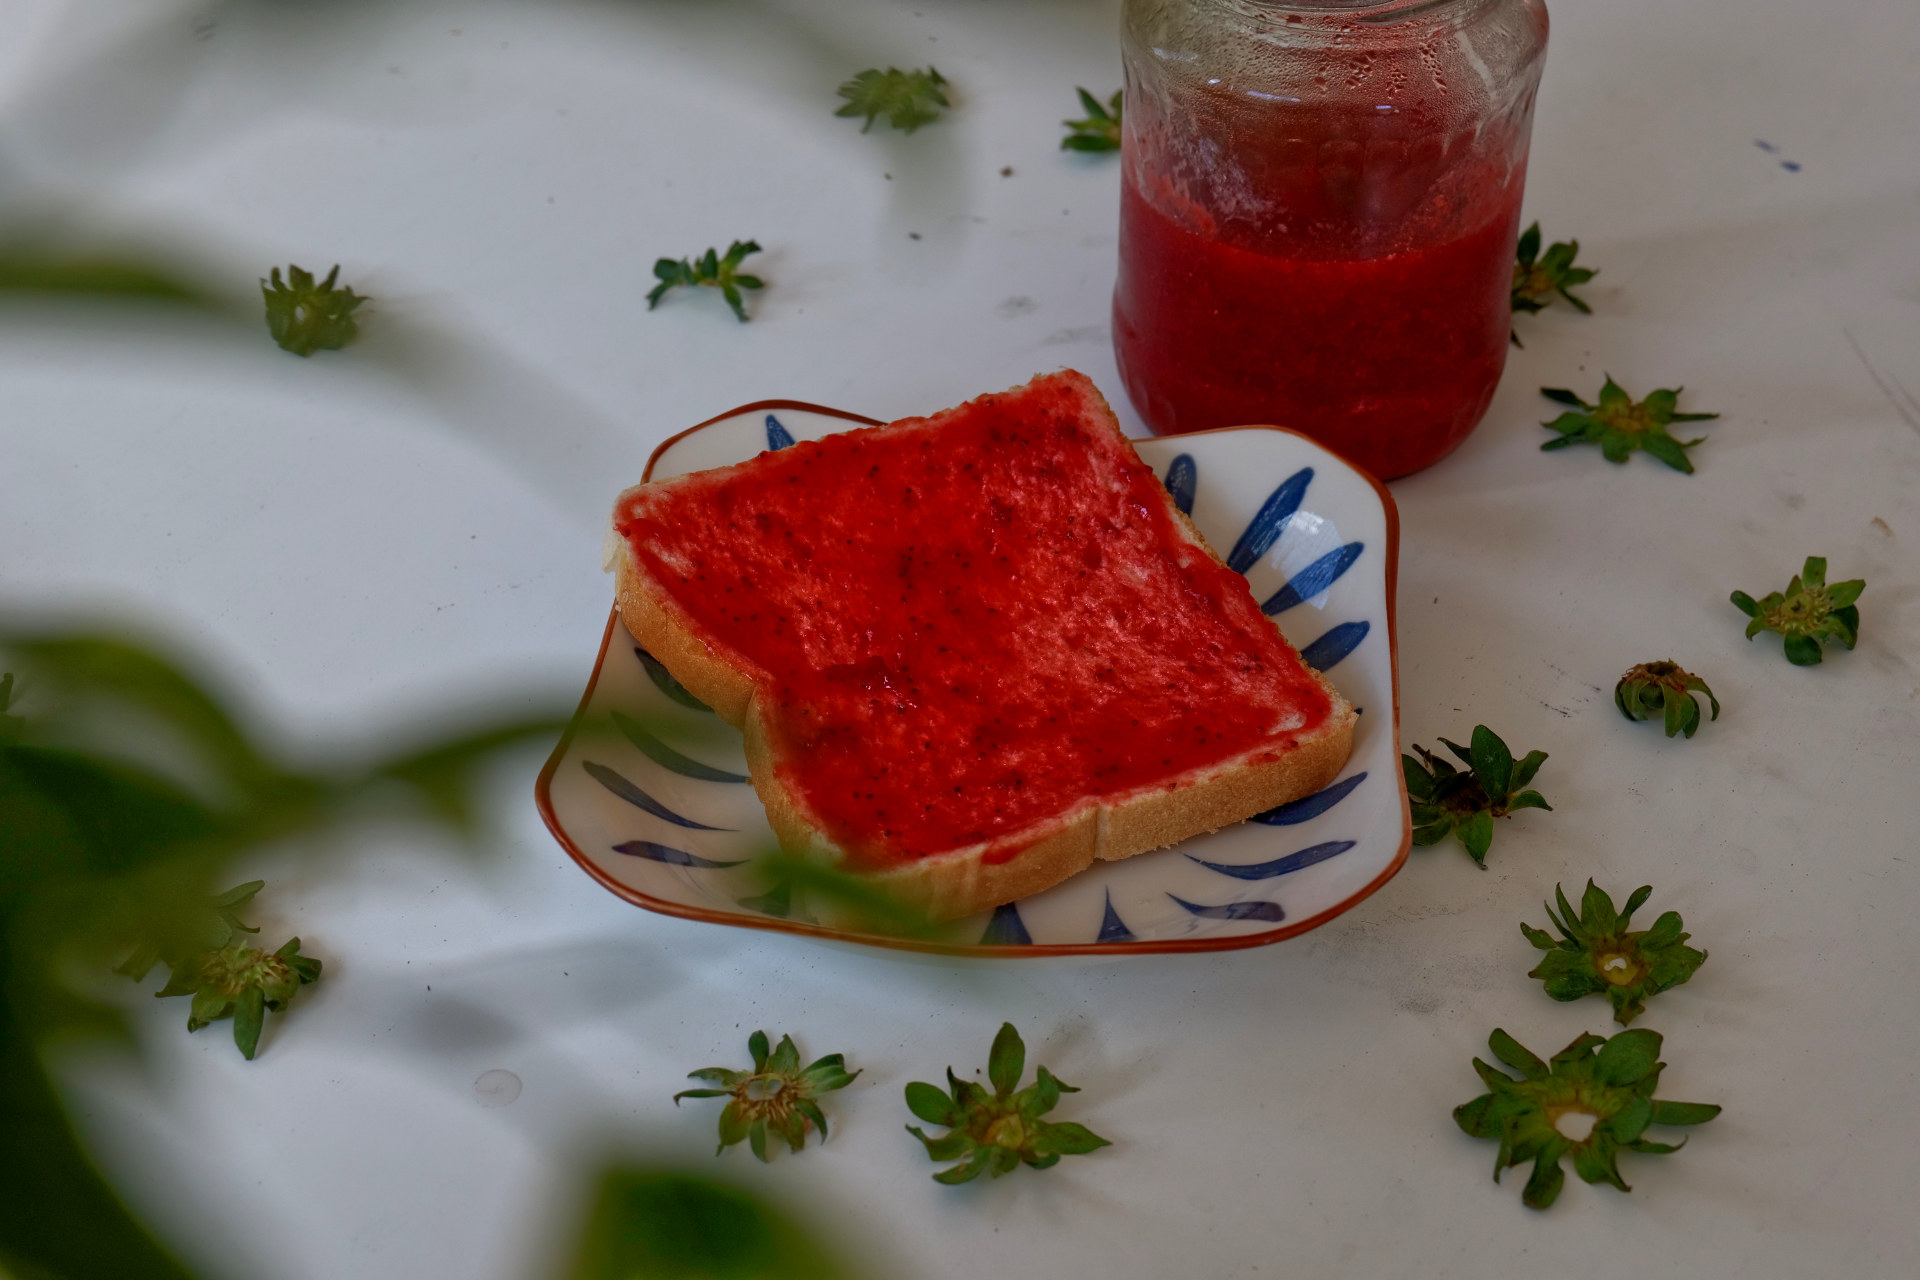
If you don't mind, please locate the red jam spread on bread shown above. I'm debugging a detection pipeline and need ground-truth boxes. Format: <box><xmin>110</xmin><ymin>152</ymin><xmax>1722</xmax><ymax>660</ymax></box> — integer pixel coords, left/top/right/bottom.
<box><xmin>614</xmin><ymin>374</ymin><xmax>1338</xmax><ymax>864</ymax></box>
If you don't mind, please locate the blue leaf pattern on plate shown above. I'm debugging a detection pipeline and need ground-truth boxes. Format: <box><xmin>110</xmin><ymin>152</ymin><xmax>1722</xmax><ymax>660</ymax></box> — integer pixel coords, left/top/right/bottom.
<box><xmin>1097</xmin><ymin>891</ymin><xmax>1136</xmax><ymax>942</ymax></box>
<box><xmin>1226</xmin><ymin>467</ymin><xmax>1312</xmax><ymax>574</ymax></box>
<box><xmin>1251</xmin><ymin>772</ymin><xmax>1367</xmax><ymax>825</ymax></box>
<box><xmin>1299</xmin><ymin>620</ymin><xmax>1370</xmax><ymax>672</ymax></box>
<box><xmin>1162</xmin><ymin>453</ymin><xmax>1197</xmax><ymax>515</ymax></box>
<box><xmin>1261</xmin><ymin>542</ymin><xmax>1364</xmax><ymax>615</ymax></box>
<box><xmin>980</xmin><ymin>902</ymin><xmax>1032</xmax><ymax>945</ymax></box>
<box><xmin>1167</xmin><ymin>894</ymin><xmax>1286</xmax><ymax>922</ymax></box>
<box><xmin>613</xmin><ymin>840</ymin><xmax>747</xmax><ymax>868</ymax></box>
<box><xmin>634</xmin><ymin>648</ymin><xmax>712</xmax><ymax>711</ymax></box>
<box><xmin>584</xmin><ymin>761</ymin><xmax>734</xmax><ymax>830</ymax></box>
<box><xmin>1188</xmin><ymin>840</ymin><xmax>1355</xmax><ymax>881</ymax></box>
<box><xmin>765</xmin><ymin>414</ymin><xmax>795</xmax><ymax>451</ymax></box>
<box><xmin>613</xmin><ymin>710</ymin><xmax>748</xmax><ymax>782</ymax></box>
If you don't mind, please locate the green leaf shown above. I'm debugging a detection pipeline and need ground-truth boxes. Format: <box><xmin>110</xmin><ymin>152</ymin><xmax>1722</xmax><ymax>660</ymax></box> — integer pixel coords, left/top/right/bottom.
<box><xmin>186</xmin><ymin>984</ymin><xmax>229</xmax><ymax>1030</ymax></box>
<box><xmin>1400</xmin><ymin>754</ymin><xmax>1436</xmax><ymax>800</ymax></box>
<box><xmin>778</xmin><ymin>1109</ymin><xmax>809</xmax><ymax>1153</ymax></box>
<box><xmin>1454</xmin><ymin>1093</ymin><xmax>1498</xmax><ymax>1138</ymax></box>
<box><xmin>748</xmin><ymin>1030</ymin><xmax>770</xmax><ymax>1071</ymax></box>
<box><xmin>933</xmin><ymin>1155</ymin><xmax>990</xmax><ymax>1185</ymax></box>
<box><xmin>1461</xmin><ymin>810</ymin><xmax>1494</xmax><ymax>864</ymax></box>
<box><xmin>800</xmin><ymin>1055</ymin><xmax>858</xmax><ymax>1094</ymax></box>
<box><xmin>1611</xmin><ymin>1094</ymin><xmax>1654</xmax><ymax>1144</ymax></box>
<box><xmin>1550</xmin><ymin>1033</ymin><xmax>1607</xmax><ymax>1068</ymax></box>
<box><xmin>905</xmin><ymin>1080</ymin><xmax>959</xmax><ymax>1126</ymax></box>
<box><xmin>987</xmin><ymin>1023</ymin><xmax>1025</xmax><ymax>1098</ymax></box>
<box><xmin>232</xmin><ymin>985</ymin><xmax>266</xmax><ymax>1060</ymax></box>
<box><xmin>1621</xmin><ymin>885</ymin><xmax>1653</xmax><ymax>924</ymax></box>
<box><xmin>1521</xmin><ymin>1151</ymin><xmax>1566</xmax><ymax>1209</ymax></box>
<box><xmin>1031</xmin><ymin>1120</ymin><xmax>1110</xmax><ymax>1156</ymax></box>
<box><xmin>1571</xmin><ymin>1134</ymin><xmax>1628</xmax><ymax>1191</ymax></box>
<box><xmin>370</xmin><ymin>712</ymin><xmax>574</xmax><ymax>832</ymax></box>
<box><xmin>1648</xmin><ymin>1100</ymin><xmax>1721</xmax><ymax>1126</ymax></box>
<box><xmin>1520</xmin><ymin>922</ymin><xmax>1557</xmax><ymax>950</ymax></box>
<box><xmin>1026</xmin><ymin>1064</ymin><xmax>1064</xmax><ymax>1117</ymax></box>
<box><xmin>1593</xmin><ymin>1029</ymin><xmax>1663</xmax><ymax>1087</ymax></box>
<box><xmin>1580</xmin><ymin>881</ymin><xmax>1618</xmax><ymax>935</ymax></box>
<box><xmin>1655</xmin><ymin>685</ymin><xmax>1686</xmax><ymax>736</ymax></box>
<box><xmin>1639</xmin><ymin>910</ymin><xmax>1686</xmax><ymax>950</ymax></box>
<box><xmin>716</xmin><ymin>1102</ymin><xmax>750</xmax><ymax>1152</ymax></box>
<box><xmin>799</xmin><ymin>1101</ymin><xmax>834</xmax><ymax>1145</ymax></box>
<box><xmin>1469</xmin><ymin>725</ymin><xmax>1512</xmax><ymax>799</ymax></box>
<box><xmin>1516</xmin><ymin>223</ymin><xmax>1541</xmax><ymax>265</ymax></box>
<box><xmin>1729</xmin><ymin>590</ymin><xmax>1759</xmax><ymax>617</ymax></box>
<box><xmin>1506</xmin><ymin>790</ymin><xmax>1551</xmax><ymax>813</ymax></box>
<box><xmin>0</xmin><ymin>995</ymin><xmax>204</xmax><ymax>1280</ymax></box>
<box><xmin>1826</xmin><ymin>579</ymin><xmax>1865</xmax><ymax>609</ymax></box>
<box><xmin>212</xmin><ymin>880</ymin><xmax>264</xmax><ymax>909</ymax></box>
<box><xmin>1509</xmin><ymin>749</ymin><xmax>1548</xmax><ymax>792</ymax></box>
<box><xmin>747</xmin><ymin>1119</ymin><xmax>770</xmax><ymax>1164</ymax></box>
<box><xmin>1411</xmin><ymin>820</ymin><xmax>1454</xmax><ymax>846</ymax></box>
<box><xmin>1540</xmin><ymin>387</ymin><xmax>1587</xmax><ymax>408</ymax></box>
<box><xmin>835</xmin><ymin>66</ymin><xmax>950</xmax><ymax>134</ymax></box>
<box><xmin>560</xmin><ymin>1167</ymin><xmax>848</xmax><ymax>1280</ymax></box>
<box><xmin>947</xmin><ymin>1068</ymin><xmax>987</xmax><ymax>1111</ymax></box>
<box><xmin>1488</xmin><ymin>1029</ymin><xmax>1548</xmax><ymax>1080</ymax></box>
<box><xmin>1538</xmin><ymin>966</ymin><xmax>1605</xmax><ymax>1003</ymax></box>
<box><xmin>907</xmin><ymin>1125</ymin><xmax>974</xmax><ymax>1163</ymax></box>
<box><xmin>1640</xmin><ymin>431</ymin><xmax>1695</xmax><ymax>473</ymax></box>
<box><xmin>1061</xmin><ymin>87</ymin><xmax>1123</xmax><ymax>151</ymax></box>
<box><xmin>1681</xmin><ymin>691</ymin><xmax>1705</xmax><ymax>737</ymax></box>
<box><xmin>1783</xmin><ymin>634</ymin><xmax>1823</xmax><ymax>665</ymax></box>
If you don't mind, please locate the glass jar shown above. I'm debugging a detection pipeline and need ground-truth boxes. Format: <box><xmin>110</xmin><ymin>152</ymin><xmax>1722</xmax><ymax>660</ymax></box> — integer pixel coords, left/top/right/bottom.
<box><xmin>1112</xmin><ymin>0</ymin><xmax>1549</xmax><ymax>479</ymax></box>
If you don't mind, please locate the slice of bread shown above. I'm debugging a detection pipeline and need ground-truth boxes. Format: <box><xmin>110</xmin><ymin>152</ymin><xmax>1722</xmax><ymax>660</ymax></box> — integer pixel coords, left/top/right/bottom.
<box><xmin>609</xmin><ymin>371</ymin><xmax>1355</xmax><ymax>922</ymax></box>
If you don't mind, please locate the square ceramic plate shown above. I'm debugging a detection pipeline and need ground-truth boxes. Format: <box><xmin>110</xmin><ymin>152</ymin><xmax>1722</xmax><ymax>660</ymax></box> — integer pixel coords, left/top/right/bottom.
<box><xmin>536</xmin><ymin>399</ymin><xmax>1409</xmax><ymax>955</ymax></box>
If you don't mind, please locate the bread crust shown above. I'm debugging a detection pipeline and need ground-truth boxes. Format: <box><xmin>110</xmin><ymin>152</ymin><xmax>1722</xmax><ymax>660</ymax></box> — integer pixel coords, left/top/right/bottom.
<box><xmin>609</xmin><ymin>374</ymin><xmax>1355</xmax><ymax>923</ymax></box>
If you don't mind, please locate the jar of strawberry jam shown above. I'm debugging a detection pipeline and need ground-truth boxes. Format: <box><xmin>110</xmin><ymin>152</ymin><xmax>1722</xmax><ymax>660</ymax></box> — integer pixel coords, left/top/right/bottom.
<box><xmin>1113</xmin><ymin>0</ymin><xmax>1549</xmax><ymax>479</ymax></box>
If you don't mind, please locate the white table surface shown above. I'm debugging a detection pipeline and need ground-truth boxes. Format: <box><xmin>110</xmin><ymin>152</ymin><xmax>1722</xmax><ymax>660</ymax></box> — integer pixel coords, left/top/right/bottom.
<box><xmin>4</xmin><ymin>1</ymin><xmax>1918</xmax><ymax>1276</ymax></box>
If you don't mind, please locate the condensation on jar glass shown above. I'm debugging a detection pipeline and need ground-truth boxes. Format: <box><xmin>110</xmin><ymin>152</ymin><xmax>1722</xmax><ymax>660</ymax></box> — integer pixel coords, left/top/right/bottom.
<box><xmin>1112</xmin><ymin>0</ymin><xmax>1549</xmax><ymax>480</ymax></box>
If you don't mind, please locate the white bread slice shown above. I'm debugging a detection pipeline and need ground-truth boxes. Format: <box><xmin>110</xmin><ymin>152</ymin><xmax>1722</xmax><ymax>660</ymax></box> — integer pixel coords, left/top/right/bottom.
<box><xmin>610</xmin><ymin>372</ymin><xmax>1355</xmax><ymax>923</ymax></box>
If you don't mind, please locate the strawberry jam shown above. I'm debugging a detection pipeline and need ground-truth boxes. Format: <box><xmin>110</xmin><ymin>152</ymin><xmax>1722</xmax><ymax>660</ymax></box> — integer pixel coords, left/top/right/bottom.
<box><xmin>1112</xmin><ymin>0</ymin><xmax>1548</xmax><ymax>480</ymax></box>
<box><xmin>1114</xmin><ymin>166</ymin><xmax>1523</xmax><ymax>480</ymax></box>
<box><xmin>614</xmin><ymin>373</ymin><xmax>1337</xmax><ymax>865</ymax></box>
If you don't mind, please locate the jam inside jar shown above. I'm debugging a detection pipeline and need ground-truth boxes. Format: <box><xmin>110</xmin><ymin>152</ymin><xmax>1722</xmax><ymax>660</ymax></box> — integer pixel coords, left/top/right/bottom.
<box><xmin>1113</xmin><ymin>0</ymin><xmax>1549</xmax><ymax>480</ymax></box>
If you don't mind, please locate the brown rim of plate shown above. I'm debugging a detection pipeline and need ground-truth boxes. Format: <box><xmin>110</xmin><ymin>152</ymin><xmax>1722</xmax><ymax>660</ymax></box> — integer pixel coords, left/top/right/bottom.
<box><xmin>534</xmin><ymin>399</ymin><xmax>1411</xmax><ymax>957</ymax></box>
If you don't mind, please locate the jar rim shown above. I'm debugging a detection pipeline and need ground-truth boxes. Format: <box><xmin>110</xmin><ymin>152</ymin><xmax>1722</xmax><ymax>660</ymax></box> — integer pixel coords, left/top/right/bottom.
<box><xmin>1241</xmin><ymin>0</ymin><xmax>1489</xmax><ymax>22</ymax></box>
